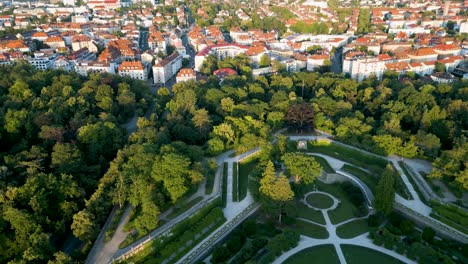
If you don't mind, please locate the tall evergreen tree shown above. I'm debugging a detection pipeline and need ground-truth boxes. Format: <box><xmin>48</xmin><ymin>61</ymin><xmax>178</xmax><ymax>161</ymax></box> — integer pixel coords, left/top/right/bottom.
<box><xmin>373</xmin><ymin>165</ymin><xmax>396</xmax><ymax>215</ymax></box>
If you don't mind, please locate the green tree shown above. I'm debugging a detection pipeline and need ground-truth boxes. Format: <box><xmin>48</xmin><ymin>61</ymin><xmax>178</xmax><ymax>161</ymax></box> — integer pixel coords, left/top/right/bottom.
<box><xmin>152</xmin><ymin>153</ymin><xmax>192</xmax><ymax>202</ymax></box>
<box><xmin>71</xmin><ymin>210</ymin><xmax>99</xmax><ymax>241</ymax></box>
<box><xmin>259</xmin><ymin>54</ymin><xmax>271</xmax><ymax>67</ymax></box>
<box><xmin>259</xmin><ymin>161</ymin><xmax>294</xmax><ymax>222</ymax></box>
<box><xmin>285</xmin><ymin>102</ymin><xmax>315</xmax><ymax>133</ymax></box>
<box><xmin>282</xmin><ymin>153</ymin><xmax>322</xmax><ymax>184</ymax></box>
<box><xmin>373</xmin><ymin>166</ymin><xmax>396</xmax><ymax>215</ymax></box>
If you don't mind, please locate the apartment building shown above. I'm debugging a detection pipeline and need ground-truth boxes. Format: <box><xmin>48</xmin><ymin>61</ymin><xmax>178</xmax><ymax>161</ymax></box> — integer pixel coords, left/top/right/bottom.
<box><xmin>176</xmin><ymin>68</ymin><xmax>196</xmax><ymax>83</ymax></box>
<box><xmin>153</xmin><ymin>52</ymin><xmax>182</xmax><ymax>84</ymax></box>
<box><xmin>194</xmin><ymin>44</ymin><xmax>248</xmax><ymax>71</ymax></box>
<box><xmin>118</xmin><ymin>61</ymin><xmax>147</xmax><ymax>80</ymax></box>
<box><xmin>75</xmin><ymin>61</ymin><xmax>116</xmax><ymax>76</ymax></box>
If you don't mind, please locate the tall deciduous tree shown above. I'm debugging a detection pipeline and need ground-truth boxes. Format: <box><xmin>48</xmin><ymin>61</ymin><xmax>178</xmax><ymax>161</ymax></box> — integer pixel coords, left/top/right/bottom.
<box><xmin>152</xmin><ymin>153</ymin><xmax>192</xmax><ymax>202</ymax></box>
<box><xmin>282</xmin><ymin>153</ymin><xmax>322</xmax><ymax>184</ymax></box>
<box><xmin>259</xmin><ymin>161</ymin><xmax>294</xmax><ymax>223</ymax></box>
<box><xmin>285</xmin><ymin>103</ymin><xmax>315</xmax><ymax>133</ymax></box>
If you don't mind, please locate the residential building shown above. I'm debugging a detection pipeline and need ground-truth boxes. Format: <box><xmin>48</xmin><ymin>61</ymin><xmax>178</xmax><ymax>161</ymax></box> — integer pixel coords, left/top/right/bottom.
<box><xmin>75</xmin><ymin>60</ymin><xmax>116</xmax><ymax>76</ymax></box>
<box><xmin>407</xmin><ymin>48</ymin><xmax>438</xmax><ymax>62</ymax></box>
<box><xmin>307</xmin><ymin>54</ymin><xmax>329</xmax><ymax>71</ymax></box>
<box><xmin>176</xmin><ymin>68</ymin><xmax>196</xmax><ymax>83</ymax></box>
<box><xmin>118</xmin><ymin>61</ymin><xmax>147</xmax><ymax>80</ymax></box>
<box><xmin>153</xmin><ymin>52</ymin><xmax>182</xmax><ymax>84</ymax></box>
<box><xmin>195</xmin><ymin>44</ymin><xmax>248</xmax><ymax>71</ymax></box>
<box><xmin>71</xmin><ymin>35</ymin><xmax>98</xmax><ymax>53</ymax></box>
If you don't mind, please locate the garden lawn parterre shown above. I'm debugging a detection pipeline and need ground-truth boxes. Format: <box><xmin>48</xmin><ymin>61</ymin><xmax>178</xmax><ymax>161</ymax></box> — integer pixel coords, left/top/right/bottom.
<box><xmin>285</xmin><ymin>219</ymin><xmax>329</xmax><ymax>239</ymax></box>
<box><xmin>238</xmin><ymin>157</ymin><xmax>258</xmax><ymax>201</ymax></box>
<box><xmin>341</xmin><ymin>244</ymin><xmax>404</xmax><ymax>264</ymax></box>
<box><xmin>305</xmin><ymin>193</ymin><xmax>334</xmax><ymax>209</ymax></box>
<box><xmin>307</xmin><ymin>140</ymin><xmax>388</xmax><ymax>174</ymax></box>
<box><xmin>316</xmin><ymin>182</ymin><xmax>365</xmax><ymax>224</ymax></box>
<box><xmin>336</xmin><ymin>218</ymin><xmax>369</xmax><ymax>239</ymax></box>
<box><xmin>295</xmin><ymin>200</ymin><xmax>326</xmax><ymax>225</ymax></box>
<box><xmin>283</xmin><ymin>244</ymin><xmax>340</xmax><ymax>264</ymax></box>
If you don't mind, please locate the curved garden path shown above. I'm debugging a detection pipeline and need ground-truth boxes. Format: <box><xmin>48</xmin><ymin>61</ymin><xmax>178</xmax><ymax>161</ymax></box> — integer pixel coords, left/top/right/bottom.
<box><xmin>273</xmin><ymin>191</ymin><xmax>415</xmax><ymax>264</ymax></box>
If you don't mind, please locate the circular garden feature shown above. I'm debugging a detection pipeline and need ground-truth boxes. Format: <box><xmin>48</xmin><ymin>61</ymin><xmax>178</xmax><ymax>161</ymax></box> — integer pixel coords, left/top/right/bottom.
<box><xmin>305</xmin><ymin>192</ymin><xmax>335</xmax><ymax>210</ymax></box>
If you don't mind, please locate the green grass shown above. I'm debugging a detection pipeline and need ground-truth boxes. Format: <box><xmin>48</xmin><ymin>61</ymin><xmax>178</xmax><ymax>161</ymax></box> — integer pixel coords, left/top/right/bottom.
<box><xmin>305</xmin><ymin>193</ymin><xmax>334</xmax><ymax>209</ymax></box>
<box><xmin>166</xmin><ymin>196</ymin><xmax>204</xmax><ymax>219</ymax></box>
<box><xmin>336</xmin><ymin>218</ymin><xmax>369</xmax><ymax>238</ymax></box>
<box><xmin>239</xmin><ymin>158</ymin><xmax>258</xmax><ymax>201</ymax></box>
<box><xmin>398</xmin><ymin>161</ymin><xmax>429</xmax><ymax>205</ymax></box>
<box><xmin>309</xmin><ymin>155</ymin><xmax>335</xmax><ymax>173</ymax></box>
<box><xmin>233</xmin><ymin>162</ymin><xmax>238</xmax><ymax>202</ymax></box>
<box><xmin>431</xmin><ymin>200</ymin><xmax>468</xmax><ymax>235</ymax></box>
<box><xmin>341</xmin><ymin>164</ymin><xmax>378</xmax><ymax>192</ymax></box>
<box><xmin>308</xmin><ymin>140</ymin><xmax>387</xmax><ymax>174</ymax></box>
<box><xmin>283</xmin><ymin>244</ymin><xmax>340</xmax><ymax>264</ymax></box>
<box><xmin>222</xmin><ymin>162</ymin><xmax>228</xmax><ymax>207</ymax></box>
<box><xmin>390</xmin><ymin>163</ymin><xmax>412</xmax><ymax>200</ymax></box>
<box><xmin>205</xmin><ymin>170</ymin><xmax>215</xmax><ymax>195</ymax></box>
<box><xmin>341</xmin><ymin>245</ymin><xmax>404</xmax><ymax>264</ymax></box>
<box><xmin>286</xmin><ymin>219</ymin><xmax>328</xmax><ymax>239</ymax></box>
<box><xmin>295</xmin><ymin>200</ymin><xmax>326</xmax><ymax>225</ymax></box>
<box><xmin>316</xmin><ymin>182</ymin><xmax>366</xmax><ymax>224</ymax></box>
<box><xmin>128</xmin><ymin>201</ymin><xmax>224</xmax><ymax>263</ymax></box>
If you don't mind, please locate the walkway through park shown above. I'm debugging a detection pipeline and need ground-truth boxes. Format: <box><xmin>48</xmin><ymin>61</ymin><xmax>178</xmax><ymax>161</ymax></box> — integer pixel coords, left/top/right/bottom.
<box><xmin>272</xmin><ymin>191</ymin><xmax>416</xmax><ymax>264</ymax></box>
<box><xmin>88</xmin><ymin>130</ymin><xmax>466</xmax><ymax>263</ymax></box>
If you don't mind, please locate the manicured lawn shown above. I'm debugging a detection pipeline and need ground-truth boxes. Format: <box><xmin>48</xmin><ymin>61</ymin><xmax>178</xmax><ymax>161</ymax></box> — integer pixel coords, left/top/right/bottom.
<box><xmin>239</xmin><ymin>158</ymin><xmax>258</xmax><ymax>201</ymax></box>
<box><xmin>308</xmin><ymin>140</ymin><xmax>387</xmax><ymax>174</ymax></box>
<box><xmin>341</xmin><ymin>245</ymin><xmax>404</xmax><ymax>264</ymax></box>
<box><xmin>283</xmin><ymin>244</ymin><xmax>340</xmax><ymax>264</ymax></box>
<box><xmin>305</xmin><ymin>193</ymin><xmax>334</xmax><ymax>209</ymax></box>
<box><xmin>336</xmin><ymin>218</ymin><xmax>369</xmax><ymax>238</ymax></box>
<box><xmin>286</xmin><ymin>219</ymin><xmax>328</xmax><ymax>239</ymax></box>
<box><xmin>316</xmin><ymin>182</ymin><xmax>366</xmax><ymax>224</ymax></box>
<box><xmin>309</xmin><ymin>154</ymin><xmax>335</xmax><ymax>173</ymax></box>
<box><xmin>341</xmin><ymin>164</ymin><xmax>378</xmax><ymax>192</ymax></box>
<box><xmin>233</xmin><ymin>162</ymin><xmax>238</xmax><ymax>202</ymax></box>
<box><xmin>295</xmin><ymin>200</ymin><xmax>325</xmax><ymax>225</ymax></box>
<box><xmin>167</xmin><ymin>196</ymin><xmax>204</xmax><ymax>219</ymax></box>
<box><xmin>205</xmin><ymin>169</ymin><xmax>215</xmax><ymax>195</ymax></box>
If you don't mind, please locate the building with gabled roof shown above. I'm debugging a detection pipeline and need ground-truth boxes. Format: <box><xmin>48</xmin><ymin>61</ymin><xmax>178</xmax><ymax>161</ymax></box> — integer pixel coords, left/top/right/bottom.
<box><xmin>118</xmin><ymin>61</ymin><xmax>147</xmax><ymax>80</ymax></box>
<box><xmin>153</xmin><ymin>52</ymin><xmax>182</xmax><ymax>84</ymax></box>
<box><xmin>176</xmin><ymin>68</ymin><xmax>196</xmax><ymax>83</ymax></box>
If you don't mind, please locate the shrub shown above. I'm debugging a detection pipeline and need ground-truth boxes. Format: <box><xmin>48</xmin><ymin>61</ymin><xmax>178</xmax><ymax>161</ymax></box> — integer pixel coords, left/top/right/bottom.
<box><xmin>227</xmin><ymin>235</ymin><xmax>243</xmax><ymax>254</ymax></box>
<box><xmin>252</xmin><ymin>238</ymin><xmax>268</xmax><ymax>249</ymax></box>
<box><xmin>463</xmin><ymin>244</ymin><xmax>468</xmax><ymax>258</ymax></box>
<box><xmin>242</xmin><ymin>220</ymin><xmax>257</xmax><ymax>237</ymax></box>
<box><xmin>212</xmin><ymin>246</ymin><xmax>231</xmax><ymax>263</ymax></box>
<box><xmin>342</xmin><ymin>182</ymin><xmax>364</xmax><ymax>206</ymax></box>
<box><xmin>368</xmin><ymin>214</ymin><xmax>383</xmax><ymax>227</ymax></box>
<box><xmin>399</xmin><ymin>220</ymin><xmax>414</xmax><ymax>233</ymax></box>
<box><xmin>422</xmin><ymin>227</ymin><xmax>435</xmax><ymax>243</ymax></box>
<box><xmin>388</xmin><ymin>212</ymin><xmax>403</xmax><ymax>227</ymax></box>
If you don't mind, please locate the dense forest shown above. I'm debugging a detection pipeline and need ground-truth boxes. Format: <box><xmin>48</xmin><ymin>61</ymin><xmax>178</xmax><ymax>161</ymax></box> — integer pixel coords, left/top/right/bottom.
<box><xmin>0</xmin><ymin>62</ymin><xmax>152</xmax><ymax>262</ymax></box>
<box><xmin>0</xmin><ymin>58</ymin><xmax>466</xmax><ymax>262</ymax></box>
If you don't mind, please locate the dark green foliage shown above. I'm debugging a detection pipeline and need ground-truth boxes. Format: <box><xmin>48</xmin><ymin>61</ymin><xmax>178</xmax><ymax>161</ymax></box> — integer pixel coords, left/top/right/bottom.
<box><xmin>242</xmin><ymin>219</ymin><xmax>258</xmax><ymax>237</ymax></box>
<box><xmin>422</xmin><ymin>227</ymin><xmax>435</xmax><ymax>242</ymax></box>
<box><xmin>0</xmin><ymin>64</ymin><xmax>152</xmax><ymax>262</ymax></box>
<box><xmin>212</xmin><ymin>246</ymin><xmax>231</xmax><ymax>263</ymax></box>
<box><xmin>367</xmin><ymin>214</ymin><xmax>383</xmax><ymax>227</ymax></box>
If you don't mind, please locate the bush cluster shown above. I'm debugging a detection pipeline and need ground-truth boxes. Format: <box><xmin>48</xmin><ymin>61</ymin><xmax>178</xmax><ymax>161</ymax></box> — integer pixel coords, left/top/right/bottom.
<box><xmin>369</xmin><ymin>213</ymin><xmax>466</xmax><ymax>264</ymax></box>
